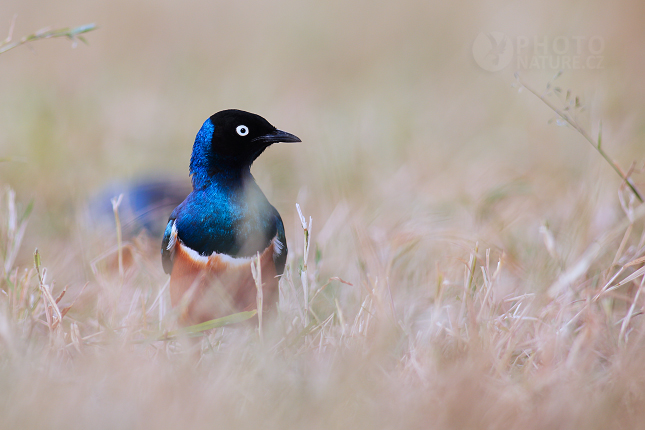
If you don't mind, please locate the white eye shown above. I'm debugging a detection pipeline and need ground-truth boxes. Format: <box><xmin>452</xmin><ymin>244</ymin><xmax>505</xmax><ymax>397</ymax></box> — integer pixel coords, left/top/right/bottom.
<box><xmin>236</xmin><ymin>125</ymin><xmax>249</xmax><ymax>136</ymax></box>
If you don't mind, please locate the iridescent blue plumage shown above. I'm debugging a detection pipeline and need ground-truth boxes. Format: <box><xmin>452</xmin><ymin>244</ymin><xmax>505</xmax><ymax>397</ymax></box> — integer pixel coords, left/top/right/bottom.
<box><xmin>189</xmin><ymin>118</ymin><xmax>217</xmax><ymax>190</ymax></box>
<box><xmin>161</xmin><ymin>110</ymin><xmax>299</xmax><ymax>278</ymax></box>
<box><xmin>170</xmin><ymin>168</ymin><xmax>282</xmax><ymax>258</ymax></box>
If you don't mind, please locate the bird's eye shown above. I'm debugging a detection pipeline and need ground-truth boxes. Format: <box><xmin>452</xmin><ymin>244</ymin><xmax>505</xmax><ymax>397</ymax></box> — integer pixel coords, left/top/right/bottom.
<box><xmin>236</xmin><ymin>125</ymin><xmax>249</xmax><ymax>136</ymax></box>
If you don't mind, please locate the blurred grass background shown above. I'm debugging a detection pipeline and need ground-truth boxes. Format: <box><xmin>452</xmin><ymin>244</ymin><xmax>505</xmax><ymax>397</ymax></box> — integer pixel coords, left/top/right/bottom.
<box><xmin>1</xmin><ymin>0</ymin><xmax>645</xmax><ymax>428</ymax></box>
<box><xmin>1</xmin><ymin>0</ymin><xmax>643</xmax><ymax>255</ymax></box>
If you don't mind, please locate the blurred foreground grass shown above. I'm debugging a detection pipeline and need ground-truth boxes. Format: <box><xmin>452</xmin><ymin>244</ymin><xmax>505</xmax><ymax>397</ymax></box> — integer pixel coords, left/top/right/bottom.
<box><xmin>1</xmin><ymin>0</ymin><xmax>645</xmax><ymax>428</ymax></box>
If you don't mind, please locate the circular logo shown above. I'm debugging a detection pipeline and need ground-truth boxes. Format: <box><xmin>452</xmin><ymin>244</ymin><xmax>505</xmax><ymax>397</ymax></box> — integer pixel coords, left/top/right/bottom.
<box><xmin>472</xmin><ymin>32</ymin><xmax>513</xmax><ymax>72</ymax></box>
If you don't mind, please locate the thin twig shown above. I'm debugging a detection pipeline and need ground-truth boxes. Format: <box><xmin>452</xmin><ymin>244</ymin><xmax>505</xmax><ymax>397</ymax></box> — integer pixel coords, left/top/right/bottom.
<box><xmin>515</xmin><ymin>73</ymin><xmax>643</xmax><ymax>203</ymax></box>
<box><xmin>0</xmin><ymin>22</ymin><xmax>97</xmax><ymax>55</ymax></box>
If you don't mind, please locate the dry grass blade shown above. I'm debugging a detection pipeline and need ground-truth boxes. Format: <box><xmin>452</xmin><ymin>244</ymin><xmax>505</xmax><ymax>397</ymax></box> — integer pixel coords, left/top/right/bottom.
<box><xmin>251</xmin><ymin>251</ymin><xmax>263</xmax><ymax>340</ymax></box>
<box><xmin>2</xmin><ymin>188</ymin><xmax>32</xmax><ymax>276</ymax></box>
<box><xmin>329</xmin><ymin>277</ymin><xmax>353</xmax><ymax>286</ymax></box>
<box><xmin>615</xmin><ymin>266</ymin><xmax>645</xmax><ymax>288</ymax></box>
<box><xmin>625</xmin><ymin>256</ymin><xmax>645</xmax><ymax>268</ymax></box>
<box><xmin>60</xmin><ymin>282</ymin><xmax>88</xmax><ymax>319</ymax></box>
<box><xmin>296</xmin><ymin>203</ymin><xmax>312</xmax><ymax>327</ymax></box>
<box><xmin>111</xmin><ymin>194</ymin><xmax>124</xmax><ymax>284</ymax></box>
<box><xmin>34</xmin><ymin>249</ymin><xmax>62</xmax><ymax>331</ymax></box>
<box><xmin>549</xmin><ymin>202</ymin><xmax>645</xmax><ymax>297</ymax></box>
<box><xmin>619</xmin><ymin>272</ymin><xmax>645</xmax><ymax>343</ymax></box>
<box><xmin>155</xmin><ymin>310</ymin><xmax>257</xmax><ymax>341</ymax></box>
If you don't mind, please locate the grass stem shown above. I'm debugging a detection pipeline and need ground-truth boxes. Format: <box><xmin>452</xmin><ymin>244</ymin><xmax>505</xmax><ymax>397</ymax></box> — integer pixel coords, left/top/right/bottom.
<box><xmin>515</xmin><ymin>74</ymin><xmax>643</xmax><ymax>203</ymax></box>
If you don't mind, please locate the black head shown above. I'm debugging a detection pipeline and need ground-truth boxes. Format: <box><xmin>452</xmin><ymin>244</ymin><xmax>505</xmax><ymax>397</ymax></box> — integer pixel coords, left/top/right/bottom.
<box><xmin>212</xmin><ymin>109</ymin><xmax>299</xmax><ymax>164</ymax></box>
<box><xmin>189</xmin><ymin>109</ymin><xmax>300</xmax><ymax>184</ymax></box>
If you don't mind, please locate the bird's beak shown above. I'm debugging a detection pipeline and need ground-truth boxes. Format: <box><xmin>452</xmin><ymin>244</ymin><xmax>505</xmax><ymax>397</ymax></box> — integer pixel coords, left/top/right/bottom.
<box><xmin>252</xmin><ymin>129</ymin><xmax>301</xmax><ymax>145</ymax></box>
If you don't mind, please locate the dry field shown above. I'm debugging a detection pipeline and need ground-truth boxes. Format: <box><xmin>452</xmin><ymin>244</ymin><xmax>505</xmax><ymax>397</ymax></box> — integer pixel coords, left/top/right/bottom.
<box><xmin>1</xmin><ymin>0</ymin><xmax>645</xmax><ymax>428</ymax></box>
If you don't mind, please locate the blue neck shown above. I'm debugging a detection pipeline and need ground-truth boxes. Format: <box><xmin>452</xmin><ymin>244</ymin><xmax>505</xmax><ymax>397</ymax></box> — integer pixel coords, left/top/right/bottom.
<box><xmin>189</xmin><ymin>118</ymin><xmax>249</xmax><ymax>190</ymax></box>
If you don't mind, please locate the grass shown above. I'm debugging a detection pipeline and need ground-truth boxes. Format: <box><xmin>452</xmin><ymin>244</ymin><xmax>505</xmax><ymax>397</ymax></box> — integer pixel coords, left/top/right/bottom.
<box><xmin>2</xmin><ymin>172</ymin><xmax>645</xmax><ymax>428</ymax></box>
<box><xmin>515</xmin><ymin>72</ymin><xmax>643</xmax><ymax>204</ymax></box>
<box><xmin>2</xmin><ymin>0</ymin><xmax>645</xmax><ymax>428</ymax></box>
<box><xmin>0</xmin><ymin>16</ymin><xmax>96</xmax><ymax>55</ymax></box>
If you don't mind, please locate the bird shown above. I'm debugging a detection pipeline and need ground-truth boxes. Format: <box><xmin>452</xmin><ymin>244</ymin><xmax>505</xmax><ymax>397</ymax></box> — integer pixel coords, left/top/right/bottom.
<box><xmin>88</xmin><ymin>177</ymin><xmax>191</xmax><ymax>239</ymax></box>
<box><xmin>161</xmin><ymin>109</ymin><xmax>300</xmax><ymax>324</ymax></box>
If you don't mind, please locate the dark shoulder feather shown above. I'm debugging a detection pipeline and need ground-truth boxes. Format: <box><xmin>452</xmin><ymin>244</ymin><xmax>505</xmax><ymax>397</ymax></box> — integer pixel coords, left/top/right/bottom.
<box><xmin>273</xmin><ymin>215</ymin><xmax>287</xmax><ymax>275</ymax></box>
<box><xmin>161</xmin><ymin>218</ymin><xmax>177</xmax><ymax>274</ymax></box>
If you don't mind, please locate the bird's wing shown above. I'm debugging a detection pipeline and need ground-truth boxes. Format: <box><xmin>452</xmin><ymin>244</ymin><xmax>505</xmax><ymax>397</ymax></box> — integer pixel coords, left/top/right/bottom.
<box><xmin>273</xmin><ymin>215</ymin><xmax>288</xmax><ymax>275</ymax></box>
<box><xmin>161</xmin><ymin>218</ymin><xmax>178</xmax><ymax>274</ymax></box>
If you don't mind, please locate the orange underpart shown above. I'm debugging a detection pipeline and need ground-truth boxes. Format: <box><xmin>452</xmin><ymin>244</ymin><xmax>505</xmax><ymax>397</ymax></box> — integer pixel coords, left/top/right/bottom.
<box><xmin>169</xmin><ymin>241</ymin><xmax>279</xmax><ymax>324</ymax></box>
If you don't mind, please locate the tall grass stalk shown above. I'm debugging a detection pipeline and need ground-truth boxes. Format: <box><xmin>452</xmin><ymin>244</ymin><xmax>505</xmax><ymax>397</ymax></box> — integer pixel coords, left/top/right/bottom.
<box><xmin>251</xmin><ymin>251</ymin><xmax>263</xmax><ymax>341</ymax></box>
<box><xmin>515</xmin><ymin>72</ymin><xmax>643</xmax><ymax>203</ymax></box>
<box><xmin>0</xmin><ymin>16</ymin><xmax>96</xmax><ymax>55</ymax></box>
<box><xmin>296</xmin><ymin>203</ymin><xmax>312</xmax><ymax>327</ymax></box>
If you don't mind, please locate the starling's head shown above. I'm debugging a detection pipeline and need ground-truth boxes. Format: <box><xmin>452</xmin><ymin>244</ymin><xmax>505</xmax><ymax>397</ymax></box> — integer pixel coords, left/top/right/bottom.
<box><xmin>190</xmin><ymin>110</ymin><xmax>300</xmax><ymax>183</ymax></box>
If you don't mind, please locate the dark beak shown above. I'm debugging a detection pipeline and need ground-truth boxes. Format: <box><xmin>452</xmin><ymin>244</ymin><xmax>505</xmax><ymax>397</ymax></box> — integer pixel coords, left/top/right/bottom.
<box><xmin>252</xmin><ymin>129</ymin><xmax>301</xmax><ymax>145</ymax></box>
